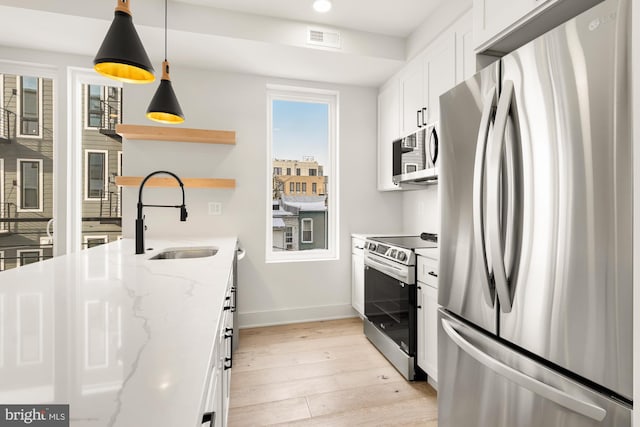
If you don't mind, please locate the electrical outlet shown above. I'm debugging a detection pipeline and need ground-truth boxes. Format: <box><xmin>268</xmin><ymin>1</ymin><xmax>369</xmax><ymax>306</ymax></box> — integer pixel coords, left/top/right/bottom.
<box><xmin>208</xmin><ymin>202</ymin><xmax>222</xmax><ymax>216</ymax></box>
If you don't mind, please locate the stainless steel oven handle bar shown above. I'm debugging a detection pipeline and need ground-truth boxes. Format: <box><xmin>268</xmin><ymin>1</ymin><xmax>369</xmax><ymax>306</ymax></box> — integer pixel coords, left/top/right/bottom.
<box><xmin>472</xmin><ymin>85</ymin><xmax>497</xmax><ymax>307</ymax></box>
<box><xmin>487</xmin><ymin>80</ymin><xmax>514</xmax><ymax>312</ymax></box>
<box><xmin>441</xmin><ymin>318</ymin><xmax>607</xmax><ymax>422</ymax></box>
<box><xmin>364</xmin><ymin>254</ymin><xmax>410</xmax><ymax>284</ymax></box>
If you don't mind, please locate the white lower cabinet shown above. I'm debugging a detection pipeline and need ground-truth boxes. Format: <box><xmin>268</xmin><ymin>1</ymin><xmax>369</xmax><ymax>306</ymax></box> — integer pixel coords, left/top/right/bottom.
<box><xmin>417</xmin><ymin>255</ymin><xmax>439</xmax><ymax>385</ymax></box>
<box><xmin>351</xmin><ymin>237</ymin><xmax>365</xmax><ymax>315</ymax></box>
<box><xmin>201</xmin><ymin>273</ymin><xmax>236</xmax><ymax>427</ymax></box>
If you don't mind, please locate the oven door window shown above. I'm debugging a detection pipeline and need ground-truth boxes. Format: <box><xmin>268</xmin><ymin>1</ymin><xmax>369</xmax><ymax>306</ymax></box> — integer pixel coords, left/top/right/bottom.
<box><xmin>364</xmin><ymin>266</ymin><xmax>416</xmax><ymax>355</ymax></box>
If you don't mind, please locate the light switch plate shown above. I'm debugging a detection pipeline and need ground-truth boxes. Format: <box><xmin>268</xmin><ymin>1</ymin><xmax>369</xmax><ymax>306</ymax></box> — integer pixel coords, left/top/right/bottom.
<box><xmin>208</xmin><ymin>202</ymin><xmax>222</xmax><ymax>215</ymax></box>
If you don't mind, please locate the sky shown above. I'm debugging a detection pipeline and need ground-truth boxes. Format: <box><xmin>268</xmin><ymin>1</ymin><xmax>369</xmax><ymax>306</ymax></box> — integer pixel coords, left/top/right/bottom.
<box><xmin>272</xmin><ymin>100</ymin><xmax>329</xmax><ymax>168</ymax></box>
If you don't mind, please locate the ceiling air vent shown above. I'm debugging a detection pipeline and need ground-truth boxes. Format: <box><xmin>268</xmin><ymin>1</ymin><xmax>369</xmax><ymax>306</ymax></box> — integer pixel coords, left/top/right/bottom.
<box><xmin>307</xmin><ymin>27</ymin><xmax>341</xmax><ymax>49</ymax></box>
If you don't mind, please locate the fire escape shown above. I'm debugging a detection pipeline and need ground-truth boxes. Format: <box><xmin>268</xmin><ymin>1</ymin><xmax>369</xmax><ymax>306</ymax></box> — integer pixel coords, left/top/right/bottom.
<box><xmin>98</xmin><ymin>98</ymin><xmax>122</xmax><ymax>142</ymax></box>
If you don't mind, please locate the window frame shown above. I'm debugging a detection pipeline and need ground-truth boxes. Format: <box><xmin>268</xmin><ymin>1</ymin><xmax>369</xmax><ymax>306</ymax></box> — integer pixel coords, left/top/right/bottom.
<box><xmin>85</xmin><ymin>84</ymin><xmax>103</xmax><ymax>129</ymax></box>
<box><xmin>301</xmin><ymin>218</ymin><xmax>314</xmax><ymax>243</ymax></box>
<box><xmin>84</xmin><ymin>149</ymin><xmax>109</xmax><ymax>201</ymax></box>
<box><xmin>16</xmin><ymin>76</ymin><xmax>43</xmax><ymax>138</ymax></box>
<box><xmin>83</xmin><ymin>235</ymin><xmax>108</xmax><ymax>249</ymax></box>
<box><xmin>0</xmin><ymin>250</ymin><xmax>4</xmax><ymax>271</ymax></box>
<box><xmin>285</xmin><ymin>227</ymin><xmax>293</xmax><ymax>250</ymax></box>
<box><xmin>312</xmin><ymin>182</ymin><xmax>317</xmax><ymax>194</ymax></box>
<box><xmin>17</xmin><ymin>249</ymin><xmax>43</xmax><ymax>266</ymax></box>
<box><xmin>0</xmin><ymin>74</ymin><xmax>4</xmax><ymax>139</ymax></box>
<box><xmin>16</xmin><ymin>158</ymin><xmax>43</xmax><ymax>213</ymax></box>
<box><xmin>0</xmin><ymin>158</ymin><xmax>4</xmax><ymax>231</ymax></box>
<box><xmin>265</xmin><ymin>85</ymin><xmax>339</xmax><ymax>263</ymax></box>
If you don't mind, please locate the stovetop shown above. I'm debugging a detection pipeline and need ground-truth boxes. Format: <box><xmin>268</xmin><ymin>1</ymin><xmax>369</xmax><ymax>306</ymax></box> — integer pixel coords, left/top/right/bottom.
<box><xmin>364</xmin><ymin>234</ymin><xmax>437</xmax><ymax>266</ymax></box>
<box><xmin>369</xmin><ymin>233</ymin><xmax>437</xmax><ymax>250</ymax></box>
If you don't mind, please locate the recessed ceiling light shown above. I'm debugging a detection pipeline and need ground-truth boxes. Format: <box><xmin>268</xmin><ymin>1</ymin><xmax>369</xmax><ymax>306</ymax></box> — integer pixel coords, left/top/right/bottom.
<box><xmin>313</xmin><ymin>0</ymin><xmax>332</xmax><ymax>13</ymax></box>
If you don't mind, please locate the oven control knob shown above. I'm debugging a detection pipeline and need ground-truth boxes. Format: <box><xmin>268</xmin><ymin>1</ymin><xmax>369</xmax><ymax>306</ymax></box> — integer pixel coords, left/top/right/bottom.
<box><xmin>369</xmin><ymin>243</ymin><xmax>377</xmax><ymax>252</ymax></box>
<box><xmin>397</xmin><ymin>252</ymin><xmax>407</xmax><ymax>262</ymax></box>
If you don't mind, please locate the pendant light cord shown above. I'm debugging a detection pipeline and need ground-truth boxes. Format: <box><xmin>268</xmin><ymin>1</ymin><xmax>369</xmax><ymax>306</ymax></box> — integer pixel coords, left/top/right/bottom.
<box><xmin>164</xmin><ymin>0</ymin><xmax>168</xmax><ymax>61</ymax></box>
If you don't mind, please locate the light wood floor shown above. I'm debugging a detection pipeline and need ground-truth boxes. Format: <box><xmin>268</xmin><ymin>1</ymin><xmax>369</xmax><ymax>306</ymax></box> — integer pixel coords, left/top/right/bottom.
<box><xmin>228</xmin><ymin>317</ymin><xmax>438</xmax><ymax>426</ymax></box>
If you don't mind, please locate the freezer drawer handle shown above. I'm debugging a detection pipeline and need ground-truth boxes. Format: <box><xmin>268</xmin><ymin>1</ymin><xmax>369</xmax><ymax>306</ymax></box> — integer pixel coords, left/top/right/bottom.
<box><xmin>441</xmin><ymin>319</ymin><xmax>607</xmax><ymax>422</ymax></box>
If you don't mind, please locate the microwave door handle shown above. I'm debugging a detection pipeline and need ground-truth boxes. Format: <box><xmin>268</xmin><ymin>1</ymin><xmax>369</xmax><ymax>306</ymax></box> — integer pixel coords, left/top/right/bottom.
<box><xmin>417</xmin><ymin>109</ymin><xmax>422</xmax><ymax>128</ymax></box>
<box><xmin>473</xmin><ymin>86</ymin><xmax>497</xmax><ymax>307</ymax></box>
<box><xmin>429</xmin><ymin>126</ymin><xmax>439</xmax><ymax>165</ymax></box>
<box><xmin>488</xmin><ymin>80</ymin><xmax>514</xmax><ymax>313</ymax></box>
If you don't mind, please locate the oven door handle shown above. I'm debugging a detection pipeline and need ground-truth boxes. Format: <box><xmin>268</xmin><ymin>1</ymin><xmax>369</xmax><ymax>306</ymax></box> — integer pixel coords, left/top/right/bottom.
<box><xmin>365</xmin><ymin>255</ymin><xmax>410</xmax><ymax>283</ymax></box>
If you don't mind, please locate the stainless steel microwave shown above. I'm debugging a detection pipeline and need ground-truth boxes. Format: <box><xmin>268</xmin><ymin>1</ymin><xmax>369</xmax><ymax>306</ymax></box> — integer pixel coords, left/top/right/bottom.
<box><xmin>392</xmin><ymin>123</ymin><xmax>439</xmax><ymax>184</ymax></box>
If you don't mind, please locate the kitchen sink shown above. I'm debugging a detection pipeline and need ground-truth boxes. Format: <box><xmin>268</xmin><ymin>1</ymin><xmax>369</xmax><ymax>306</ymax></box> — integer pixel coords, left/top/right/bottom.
<box><xmin>148</xmin><ymin>246</ymin><xmax>218</xmax><ymax>260</ymax></box>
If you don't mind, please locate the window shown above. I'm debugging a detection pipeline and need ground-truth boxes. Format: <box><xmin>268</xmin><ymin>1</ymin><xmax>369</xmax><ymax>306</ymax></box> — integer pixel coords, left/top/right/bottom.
<box><xmin>17</xmin><ymin>159</ymin><xmax>43</xmax><ymax>211</ymax></box>
<box><xmin>301</xmin><ymin>219</ymin><xmax>313</xmax><ymax>243</ymax></box>
<box><xmin>0</xmin><ymin>74</ymin><xmax>4</xmax><ymax>138</ymax></box>
<box><xmin>274</xmin><ymin>167</ymin><xmax>282</xmax><ymax>175</ymax></box>
<box><xmin>86</xmin><ymin>85</ymin><xmax>102</xmax><ymax>128</ymax></box>
<box><xmin>0</xmin><ymin>158</ymin><xmax>4</xmax><ymax>231</ymax></box>
<box><xmin>267</xmin><ymin>85</ymin><xmax>338</xmax><ymax>262</ymax></box>
<box><xmin>84</xmin><ymin>235</ymin><xmax>107</xmax><ymax>249</ymax></box>
<box><xmin>286</xmin><ymin>168</ymin><xmax>291</xmax><ymax>175</ymax></box>
<box><xmin>18</xmin><ymin>76</ymin><xmax>41</xmax><ymax>137</ymax></box>
<box><xmin>17</xmin><ymin>250</ymin><xmax>42</xmax><ymax>266</ymax></box>
<box><xmin>85</xmin><ymin>150</ymin><xmax>108</xmax><ymax>200</ymax></box>
<box><xmin>285</xmin><ymin>227</ymin><xmax>293</xmax><ymax>250</ymax></box>
<box><xmin>312</xmin><ymin>183</ymin><xmax>317</xmax><ymax>194</ymax></box>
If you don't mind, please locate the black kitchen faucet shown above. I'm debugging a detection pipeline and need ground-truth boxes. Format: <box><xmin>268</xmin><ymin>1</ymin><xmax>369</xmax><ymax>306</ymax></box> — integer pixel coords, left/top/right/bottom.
<box><xmin>136</xmin><ymin>170</ymin><xmax>188</xmax><ymax>254</ymax></box>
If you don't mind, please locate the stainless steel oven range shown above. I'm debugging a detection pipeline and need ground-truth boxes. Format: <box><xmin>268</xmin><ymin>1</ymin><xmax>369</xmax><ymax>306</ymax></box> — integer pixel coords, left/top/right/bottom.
<box><xmin>363</xmin><ymin>234</ymin><xmax>437</xmax><ymax>380</ymax></box>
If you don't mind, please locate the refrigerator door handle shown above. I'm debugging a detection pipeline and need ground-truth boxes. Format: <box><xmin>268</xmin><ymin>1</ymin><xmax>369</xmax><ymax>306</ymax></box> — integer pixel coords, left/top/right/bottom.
<box><xmin>488</xmin><ymin>80</ymin><xmax>514</xmax><ymax>312</ymax></box>
<box><xmin>441</xmin><ymin>318</ymin><xmax>607</xmax><ymax>422</ymax></box>
<box><xmin>472</xmin><ymin>86</ymin><xmax>497</xmax><ymax>306</ymax></box>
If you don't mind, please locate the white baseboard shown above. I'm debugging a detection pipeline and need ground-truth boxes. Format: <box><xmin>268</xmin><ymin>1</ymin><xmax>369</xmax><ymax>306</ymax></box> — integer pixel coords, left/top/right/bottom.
<box><xmin>237</xmin><ymin>303</ymin><xmax>358</xmax><ymax>329</ymax></box>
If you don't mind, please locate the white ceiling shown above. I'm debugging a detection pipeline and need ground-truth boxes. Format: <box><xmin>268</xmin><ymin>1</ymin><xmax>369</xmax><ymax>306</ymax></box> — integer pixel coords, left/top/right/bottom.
<box><xmin>173</xmin><ymin>0</ymin><xmax>444</xmax><ymax>37</ymax></box>
<box><xmin>0</xmin><ymin>0</ymin><xmax>453</xmax><ymax>86</ymax></box>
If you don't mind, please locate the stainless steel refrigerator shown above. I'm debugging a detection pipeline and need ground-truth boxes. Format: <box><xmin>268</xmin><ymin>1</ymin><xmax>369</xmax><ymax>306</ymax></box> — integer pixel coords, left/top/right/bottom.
<box><xmin>438</xmin><ymin>0</ymin><xmax>632</xmax><ymax>425</ymax></box>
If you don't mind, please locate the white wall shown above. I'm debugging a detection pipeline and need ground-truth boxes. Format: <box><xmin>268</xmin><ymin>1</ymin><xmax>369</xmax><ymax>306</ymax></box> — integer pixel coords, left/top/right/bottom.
<box><xmin>121</xmin><ymin>66</ymin><xmax>404</xmax><ymax>328</ymax></box>
<box><xmin>401</xmin><ymin>186</ymin><xmax>439</xmax><ymax>235</ymax></box>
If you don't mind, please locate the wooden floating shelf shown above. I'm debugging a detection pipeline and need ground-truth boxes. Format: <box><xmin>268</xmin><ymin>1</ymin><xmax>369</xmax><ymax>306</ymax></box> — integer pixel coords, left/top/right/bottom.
<box><xmin>116</xmin><ymin>124</ymin><xmax>236</xmax><ymax>145</ymax></box>
<box><xmin>115</xmin><ymin>176</ymin><xmax>236</xmax><ymax>189</ymax></box>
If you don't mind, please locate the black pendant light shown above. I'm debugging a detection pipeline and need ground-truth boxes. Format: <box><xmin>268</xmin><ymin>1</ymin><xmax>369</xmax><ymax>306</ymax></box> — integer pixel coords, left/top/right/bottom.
<box><xmin>146</xmin><ymin>0</ymin><xmax>185</xmax><ymax>124</ymax></box>
<box><xmin>94</xmin><ymin>0</ymin><xmax>155</xmax><ymax>84</ymax></box>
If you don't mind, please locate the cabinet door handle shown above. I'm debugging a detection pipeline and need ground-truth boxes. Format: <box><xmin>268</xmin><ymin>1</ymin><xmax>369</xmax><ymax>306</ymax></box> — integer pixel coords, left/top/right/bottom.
<box><xmin>224</xmin><ymin>327</ymin><xmax>233</xmax><ymax>370</ymax></box>
<box><xmin>417</xmin><ymin>305</ymin><xmax>422</xmax><ymax>309</ymax></box>
<box><xmin>428</xmin><ymin>271</ymin><xmax>438</xmax><ymax>278</ymax></box>
<box><xmin>417</xmin><ymin>109</ymin><xmax>422</xmax><ymax>128</ymax></box>
<box><xmin>202</xmin><ymin>412</ymin><xmax>215</xmax><ymax>425</ymax></box>
<box><xmin>231</xmin><ymin>286</ymin><xmax>237</xmax><ymax>313</ymax></box>
<box><xmin>422</xmin><ymin>107</ymin><xmax>427</xmax><ymax>126</ymax></box>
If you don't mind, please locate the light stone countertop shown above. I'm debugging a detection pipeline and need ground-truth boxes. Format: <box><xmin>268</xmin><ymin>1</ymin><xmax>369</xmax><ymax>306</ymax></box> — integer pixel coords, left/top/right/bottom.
<box><xmin>0</xmin><ymin>236</ymin><xmax>237</xmax><ymax>427</ymax></box>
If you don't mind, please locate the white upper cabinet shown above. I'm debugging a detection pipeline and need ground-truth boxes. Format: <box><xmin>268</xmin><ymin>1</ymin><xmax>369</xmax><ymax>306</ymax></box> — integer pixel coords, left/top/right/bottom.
<box><xmin>398</xmin><ymin>32</ymin><xmax>456</xmax><ymax>135</ymax></box>
<box><xmin>454</xmin><ymin>11</ymin><xmax>476</xmax><ymax>82</ymax></box>
<box><xmin>377</xmin><ymin>8</ymin><xmax>472</xmax><ymax>191</ymax></box>
<box><xmin>399</xmin><ymin>57</ymin><xmax>426</xmax><ymax>135</ymax></box>
<box><xmin>425</xmin><ymin>33</ymin><xmax>456</xmax><ymax>124</ymax></box>
<box><xmin>377</xmin><ymin>79</ymin><xmax>401</xmax><ymax>191</ymax></box>
<box><xmin>473</xmin><ymin>0</ymin><xmax>602</xmax><ymax>54</ymax></box>
<box><xmin>474</xmin><ymin>0</ymin><xmax>551</xmax><ymax>52</ymax></box>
